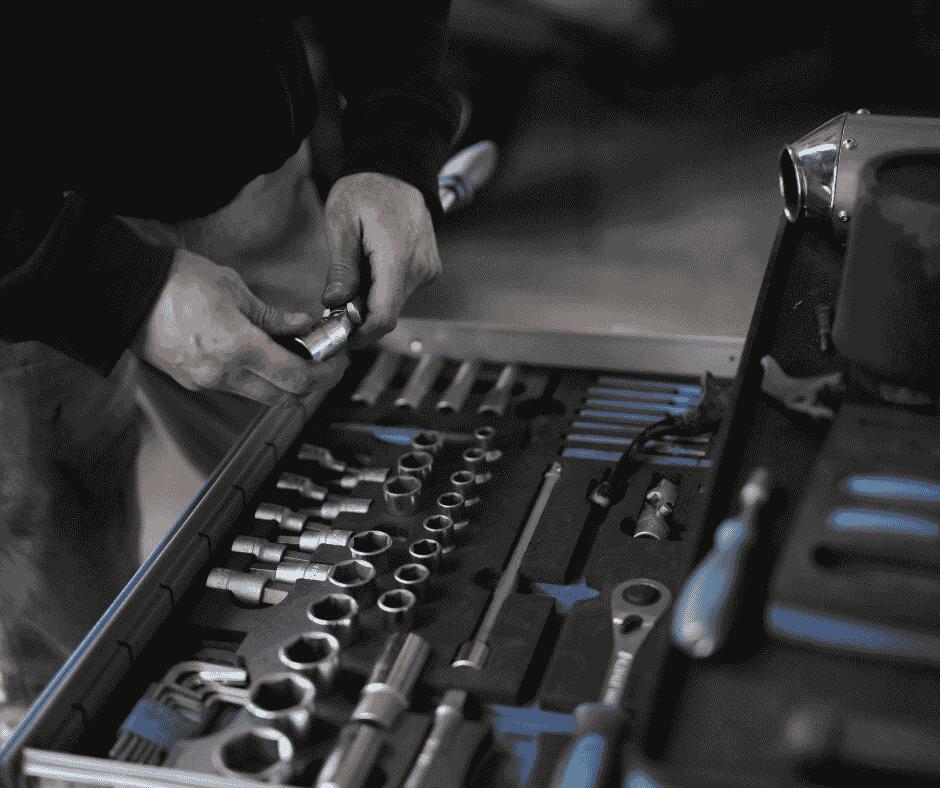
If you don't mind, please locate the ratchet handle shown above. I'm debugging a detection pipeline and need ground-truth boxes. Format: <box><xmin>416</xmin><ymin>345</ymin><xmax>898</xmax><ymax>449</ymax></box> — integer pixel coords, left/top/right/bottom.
<box><xmin>549</xmin><ymin>704</ymin><xmax>627</xmax><ymax>788</ymax></box>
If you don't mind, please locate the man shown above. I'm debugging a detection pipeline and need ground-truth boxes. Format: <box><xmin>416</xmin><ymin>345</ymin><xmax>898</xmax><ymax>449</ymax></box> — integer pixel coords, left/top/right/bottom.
<box><xmin>0</xmin><ymin>6</ymin><xmax>459</xmax><ymax>725</ymax></box>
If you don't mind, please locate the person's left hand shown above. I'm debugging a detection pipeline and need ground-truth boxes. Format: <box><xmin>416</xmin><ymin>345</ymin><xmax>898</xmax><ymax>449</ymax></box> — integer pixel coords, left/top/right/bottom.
<box><xmin>321</xmin><ymin>173</ymin><xmax>441</xmax><ymax>346</ymax></box>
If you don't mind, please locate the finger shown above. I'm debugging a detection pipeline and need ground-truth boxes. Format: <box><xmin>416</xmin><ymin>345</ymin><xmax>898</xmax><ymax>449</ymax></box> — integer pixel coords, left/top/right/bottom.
<box><xmin>353</xmin><ymin>256</ymin><xmax>408</xmax><ymax>347</ymax></box>
<box><xmin>323</xmin><ymin>214</ymin><xmax>364</xmax><ymax>307</ymax></box>
<box><xmin>235</xmin><ymin>324</ymin><xmax>324</xmax><ymax>396</ymax></box>
<box><xmin>234</xmin><ymin>282</ymin><xmax>316</xmax><ymax>336</ymax></box>
<box><xmin>300</xmin><ymin>353</ymin><xmax>350</xmax><ymax>411</ymax></box>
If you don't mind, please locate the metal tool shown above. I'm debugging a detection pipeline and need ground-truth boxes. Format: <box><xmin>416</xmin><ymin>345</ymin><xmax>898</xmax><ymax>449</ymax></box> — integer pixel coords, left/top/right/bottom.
<box><xmin>815</xmin><ymin>303</ymin><xmax>833</xmax><ymax>353</ymax></box>
<box><xmin>276</xmin><ymin>472</ymin><xmax>328</xmax><ymax>502</ymax></box>
<box><xmin>308</xmin><ymin>593</ymin><xmax>359</xmax><ymax>646</ymax></box>
<box><xmin>478</xmin><ymin>364</ymin><xmax>517</xmax><ymax>416</ymax></box>
<box><xmin>279</xmin><ymin>632</ymin><xmax>340</xmax><ymax>690</ymax></box>
<box><xmin>214</xmin><ymin>727</ymin><xmax>296</xmax><ymax>783</ymax></box>
<box><xmin>334</xmin><ymin>465</ymin><xmax>390</xmax><ymax>490</ymax></box>
<box><xmin>453</xmin><ymin>462</ymin><xmax>563</xmax><ymax>670</ymax></box>
<box><xmin>462</xmin><ymin>446</ymin><xmax>491</xmax><ymax>484</ymax></box>
<box><xmin>548</xmin><ymin>579</ymin><xmax>672</xmax><ymax>788</ymax></box>
<box><xmin>437</xmin><ymin>359</ymin><xmax>481</xmax><ymax>411</ymax></box>
<box><xmin>302</xmin><ymin>496</ymin><xmax>372</xmax><ymax>522</ymax></box>
<box><xmin>232</xmin><ymin>535</ymin><xmax>295</xmax><ymax>564</ymax></box>
<box><xmin>408</xmin><ymin>539</ymin><xmax>442</xmax><ymax>573</ymax></box>
<box><xmin>278</xmin><ymin>525</ymin><xmax>354</xmax><ymax>551</ymax></box>
<box><xmin>384</xmin><ymin>474</ymin><xmax>422</xmax><ymax>516</ymax></box>
<box><xmin>316</xmin><ymin>633</ymin><xmax>431</xmax><ymax>788</ymax></box>
<box><xmin>410</xmin><ymin>430</ymin><xmax>443</xmax><ymax>456</ymax></box>
<box><xmin>587</xmin><ymin>386</ymin><xmax>700</xmax><ymax>406</ymax></box>
<box><xmin>251</xmin><ymin>560</ymin><xmax>333</xmax><ymax>584</ymax></box>
<box><xmin>245</xmin><ymin>672</ymin><xmax>316</xmax><ymax>739</ymax></box>
<box><xmin>437</xmin><ymin>491</ymin><xmax>467</xmax><ymax>530</ymax></box>
<box><xmin>298</xmin><ymin>444</ymin><xmax>347</xmax><ymax>472</ymax></box>
<box><xmin>566</xmin><ymin>433</ymin><xmax>708</xmax><ymax>458</ymax></box>
<box><xmin>760</xmin><ymin>356</ymin><xmax>843</xmax><ymax>420</ymax></box>
<box><xmin>672</xmin><ymin>468</ymin><xmax>771</xmax><ymax>658</ymax></box>
<box><xmin>377</xmin><ymin>589</ymin><xmax>418</xmax><ymax>629</ymax></box>
<box><xmin>584</xmin><ymin>398</ymin><xmax>691</xmax><ymax>417</ymax></box>
<box><xmin>403</xmin><ymin>690</ymin><xmax>467</xmax><ymax>788</ymax></box>
<box><xmin>255</xmin><ymin>502</ymin><xmax>310</xmax><ymax>532</ymax></box>
<box><xmin>449</xmin><ymin>469</ymin><xmax>477</xmax><ymax>505</ymax></box>
<box><xmin>577</xmin><ymin>409</ymin><xmax>664</xmax><ymax>425</ymax></box>
<box><xmin>422</xmin><ymin>514</ymin><xmax>455</xmax><ymax>552</ymax></box>
<box><xmin>397</xmin><ymin>450</ymin><xmax>434</xmax><ymax>481</ymax></box>
<box><xmin>348</xmin><ymin>530</ymin><xmax>394</xmax><ymax>573</ymax></box>
<box><xmin>561</xmin><ymin>446</ymin><xmax>711</xmax><ymax>468</ymax></box>
<box><xmin>781</xmin><ymin>703</ymin><xmax>940</xmax><ymax>778</ymax></box>
<box><xmin>596</xmin><ymin>375</ymin><xmax>701</xmax><ymax>395</ymax></box>
<box><xmin>325</xmin><ymin>559</ymin><xmax>377</xmax><ymax>604</ymax></box>
<box><xmin>474</xmin><ymin>425</ymin><xmax>496</xmax><ymax>451</ymax></box>
<box><xmin>634</xmin><ymin>479</ymin><xmax>678</xmax><ymax>541</ymax></box>
<box><xmin>294</xmin><ymin>300</ymin><xmax>365</xmax><ymax>361</ymax></box>
<box><xmin>351</xmin><ymin>349</ymin><xmax>401</xmax><ymax>406</ymax></box>
<box><xmin>396</xmin><ymin>354</ymin><xmax>443</xmax><ymax>409</ymax></box>
<box><xmin>206</xmin><ymin>568</ymin><xmax>289</xmax><ymax>606</ymax></box>
<box><xmin>394</xmin><ymin>563</ymin><xmax>431</xmax><ymax>602</ymax></box>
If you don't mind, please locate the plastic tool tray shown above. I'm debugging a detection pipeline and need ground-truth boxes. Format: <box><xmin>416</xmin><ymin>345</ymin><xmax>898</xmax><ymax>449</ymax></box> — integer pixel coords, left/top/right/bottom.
<box><xmin>7</xmin><ymin>347</ymin><xmax>725</xmax><ymax>785</ymax></box>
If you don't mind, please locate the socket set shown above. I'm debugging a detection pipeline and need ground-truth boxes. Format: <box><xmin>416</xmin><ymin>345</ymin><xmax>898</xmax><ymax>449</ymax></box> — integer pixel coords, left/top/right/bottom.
<box><xmin>5</xmin><ymin>344</ymin><xmax>726</xmax><ymax>787</ymax></box>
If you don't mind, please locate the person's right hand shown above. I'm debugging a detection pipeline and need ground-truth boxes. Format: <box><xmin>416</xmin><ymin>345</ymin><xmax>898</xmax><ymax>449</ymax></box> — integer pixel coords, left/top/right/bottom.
<box><xmin>133</xmin><ymin>249</ymin><xmax>347</xmax><ymax>405</ymax></box>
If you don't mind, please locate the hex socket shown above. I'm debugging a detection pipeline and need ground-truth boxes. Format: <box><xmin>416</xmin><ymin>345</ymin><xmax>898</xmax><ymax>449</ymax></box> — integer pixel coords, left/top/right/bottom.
<box><xmin>377</xmin><ymin>588</ymin><xmax>418</xmax><ymax>630</ymax></box>
<box><xmin>308</xmin><ymin>593</ymin><xmax>359</xmax><ymax>646</ymax></box>
<box><xmin>408</xmin><ymin>538</ymin><xmax>442</xmax><ymax>573</ymax></box>
<box><xmin>245</xmin><ymin>672</ymin><xmax>316</xmax><ymax>740</ymax></box>
<box><xmin>410</xmin><ymin>430</ymin><xmax>443</xmax><ymax>456</ymax></box>
<box><xmin>422</xmin><ymin>514</ymin><xmax>455</xmax><ymax>552</ymax></box>
<box><xmin>449</xmin><ymin>469</ymin><xmax>476</xmax><ymax>501</ymax></box>
<box><xmin>327</xmin><ymin>559</ymin><xmax>377</xmax><ymax>605</ymax></box>
<box><xmin>474</xmin><ymin>425</ymin><xmax>496</xmax><ymax>451</ymax></box>
<box><xmin>279</xmin><ymin>632</ymin><xmax>340</xmax><ymax>691</ymax></box>
<box><xmin>214</xmin><ymin>727</ymin><xmax>295</xmax><ymax>783</ymax></box>
<box><xmin>462</xmin><ymin>447</ymin><xmax>486</xmax><ymax>476</ymax></box>
<box><xmin>348</xmin><ymin>530</ymin><xmax>394</xmax><ymax>574</ymax></box>
<box><xmin>397</xmin><ymin>450</ymin><xmax>434</xmax><ymax>481</ymax></box>
<box><xmin>393</xmin><ymin>562</ymin><xmax>431</xmax><ymax>602</ymax></box>
<box><xmin>384</xmin><ymin>474</ymin><xmax>422</xmax><ymax>516</ymax></box>
<box><xmin>437</xmin><ymin>491</ymin><xmax>466</xmax><ymax>527</ymax></box>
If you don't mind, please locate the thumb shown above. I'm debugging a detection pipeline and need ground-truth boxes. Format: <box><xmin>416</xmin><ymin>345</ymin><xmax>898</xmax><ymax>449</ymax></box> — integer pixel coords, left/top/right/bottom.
<box><xmin>235</xmin><ymin>282</ymin><xmax>316</xmax><ymax>336</ymax></box>
<box><xmin>322</xmin><ymin>215</ymin><xmax>364</xmax><ymax>308</ymax></box>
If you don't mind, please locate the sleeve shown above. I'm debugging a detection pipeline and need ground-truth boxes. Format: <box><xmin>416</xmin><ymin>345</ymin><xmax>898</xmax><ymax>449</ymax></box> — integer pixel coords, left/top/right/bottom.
<box><xmin>0</xmin><ymin>193</ymin><xmax>175</xmax><ymax>375</ymax></box>
<box><xmin>311</xmin><ymin>1</ymin><xmax>462</xmax><ymax>226</ymax></box>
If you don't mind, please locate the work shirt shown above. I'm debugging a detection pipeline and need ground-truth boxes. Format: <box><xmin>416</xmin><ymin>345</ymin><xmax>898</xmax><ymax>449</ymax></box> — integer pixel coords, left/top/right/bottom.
<box><xmin>0</xmin><ymin>6</ymin><xmax>459</xmax><ymax>374</ymax></box>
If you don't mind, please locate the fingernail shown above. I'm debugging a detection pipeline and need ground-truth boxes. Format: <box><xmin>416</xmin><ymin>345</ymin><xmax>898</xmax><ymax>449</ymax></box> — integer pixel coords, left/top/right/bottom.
<box><xmin>286</xmin><ymin>312</ymin><xmax>311</xmax><ymax>327</ymax></box>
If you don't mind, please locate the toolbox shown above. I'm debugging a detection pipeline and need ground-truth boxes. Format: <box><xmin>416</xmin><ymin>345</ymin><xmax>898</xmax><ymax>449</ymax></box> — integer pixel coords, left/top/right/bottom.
<box><xmin>3</xmin><ymin>213</ymin><xmax>939</xmax><ymax>786</ymax></box>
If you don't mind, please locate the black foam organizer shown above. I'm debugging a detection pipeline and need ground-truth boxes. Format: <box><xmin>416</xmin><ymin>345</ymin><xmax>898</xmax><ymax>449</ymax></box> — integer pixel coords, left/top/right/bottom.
<box><xmin>58</xmin><ymin>349</ymin><xmax>721</xmax><ymax>785</ymax></box>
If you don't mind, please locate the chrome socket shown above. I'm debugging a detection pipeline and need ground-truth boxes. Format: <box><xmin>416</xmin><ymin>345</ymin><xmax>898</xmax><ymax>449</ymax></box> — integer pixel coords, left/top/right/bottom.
<box><xmin>214</xmin><ymin>727</ymin><xmax>295</xmax><ymax>783</ymax></box>
<box><xmin>308</xmin><ymin>593</ymin><xmax>359</xmax><ymax>646</ymax></box>
<box><xmin>245</xmin><ymin>672</ymin><xmax>315</xmax><ymax>740</ymax></box>
<box><xmin>410</xmin><ymin>430</ymin><xmax>443</xmax><ymax>456</ymax></box>
<box><xmin>449</xmin><ymin>469</ymin><xmax>477</xmax><ymax>505</ymax></box>
<box><xmin>206</xmin><ymin>568</ymin><xmax>288</xmax><ymax>606</ymax></box>
<box><xmin>276</xmin><ymin>472</ymin><xmax>327</xmax><ymax>502</ymax></box>
<box><xmin>279</xmin><ymin>632</ymin><xmax>340</xmax><ymax>691</ymax></box>
<box><xmin>422</xmin><ymin>514</ymin><xmax>455</xmax><ymax>553</ymax></box>
<box><xmin>377</xmin><ymin>588</ymin><xmax>418</xmax><ymax>630</ymax></box>
<box><xmin>408</xmin><ymin>538</ymin><xmax>442</xmax><ymax>574</ymax></box>
<box><xmin>327</xmin><ymin>559</ymin><xmax>377</xmax><ymax>605</ymax></box>
<box><xmin>348</xmin><ymin>530</ymin><xmax>394</xmax><ymax>574</ymax></box>
<box><xmin>474</xmin><ymin>425</ymin><xmax>496</xmax><ymax>452</ymax></box>
<box><xmin>397</xmin><ymin>450</ymin><xmax>434</xmax><ymax>481</ymax></box>
<box><xmin>253</xmin><ymin>560</ymin><xmax>331</xmax><ymax>584</ymax></box>
<box><xmin>282</xmin><ymin>525</ymin><xmax>353</xmax><ymax>551</ymax></box>
<box><xmin>231</xmin><ymin>535</ymin><xmax>289</xmax><ymax>564</ymax></box>
<box><xmin>297</xmin><ymin>444</ymin><xmax>346</xmax><ymax>473</ymax></box>
<box><xmin>255</xmin><ymin>502</ymin><xmax>309</xmax><ymax>533</ymax></box>
<box><xmin>437</xmin><ymin>491</ymin><xmax>467</xmax><ymax>530</ymax></box>
<box><xmin>393</xmin><ymin>562</ymin><xmax>431</xmax><ymax>602</ymax></box>
<box><xmin>462</xmin><ymin>447</ymin><xmax>490</xmax><ymax>483</ymax></box>
<box><xmin>384</xmin><ymin>474</ymin><xmax>422</xmax><ymax>516</ymax></box>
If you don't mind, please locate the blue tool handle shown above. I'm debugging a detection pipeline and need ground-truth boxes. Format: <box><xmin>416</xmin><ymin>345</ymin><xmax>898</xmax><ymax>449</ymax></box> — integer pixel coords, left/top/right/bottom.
<box><xmin>549</xmin><ymin>703</ymin><xmax>627</xmax><ymax>788</ymax></box>
<box><xmin>671</xmin><ymin>517</ymin><xmax>751</xmax><ymax>658</ymax></box>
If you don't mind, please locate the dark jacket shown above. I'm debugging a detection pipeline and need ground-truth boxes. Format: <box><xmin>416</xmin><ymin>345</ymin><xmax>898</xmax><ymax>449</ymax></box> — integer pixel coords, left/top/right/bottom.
<box><xmin>0</xmin><ymin>7</ymin><xmax>459</xmax><ymax>374</ymax></box>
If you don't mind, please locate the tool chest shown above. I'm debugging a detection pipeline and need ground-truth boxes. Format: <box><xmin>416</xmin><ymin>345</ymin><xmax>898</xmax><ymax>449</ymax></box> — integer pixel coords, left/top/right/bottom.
<box><xmin>4</xmin><ymin>216</ymin><xmax>938</xmax><ymax>787</ymax></box>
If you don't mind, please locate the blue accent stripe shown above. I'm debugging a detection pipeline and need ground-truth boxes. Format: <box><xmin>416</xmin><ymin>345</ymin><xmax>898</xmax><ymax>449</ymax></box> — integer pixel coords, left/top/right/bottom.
<box><xmin>490</xmin><ymin>705</ymin><xmax>576</xmax><ymax>736</ymax></box>
<box><xmin>588</xmin><ymin>387</ymin><xmax>700</xmax><ymax>406</ymax></box>
<box><xmin>572</xmin><ymin>421</ymin><xmax>645</xmax><ymax>434</ymax></box>
<box><xmin>596</xmin><ymin>376</ymin><xmax>702</xmax><ymax>395</ymax></box>
<box><xmin>584</xmin><ymin>398</ymin><xmax>690</xmax><ymax>416</ymax></box>
<box><xmin>560</xmin><ymin>447</ymin><xmax>711</xmax><ymax>468</ymax></box>
<box><xmin>845</xmin><ymin>475</ymin><xmax>940</xmax><ymax>505</ymax></box>
<box><xmin>560</xmin><ymin>734</ymin><xmax>605</xmax><ymax>787</ymax></box>
<box><xmin>766</xmin><ymin>605</ymin><xmax>940</xmax><ymax>661</ymax></box>
<box><xmin>533</xmin><ymin>580</ymin><xmax>599</xmax><ymax>612</ymax></box>
<box><xmin>828</xmin><ymin>508</ymin><xmax>940</xmax><ymax>537</ymax></box>
<box><xmin>579</xmin><ymin>410</ymin><xmax>663</xmax><ymax>424</ymax></box>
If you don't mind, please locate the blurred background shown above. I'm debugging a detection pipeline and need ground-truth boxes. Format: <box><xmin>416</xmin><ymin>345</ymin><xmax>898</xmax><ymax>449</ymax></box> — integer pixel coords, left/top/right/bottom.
<box><xmin>138</xmin><ymin>0</ymin><xmax>940</xmax><ymax>551</ymax></box>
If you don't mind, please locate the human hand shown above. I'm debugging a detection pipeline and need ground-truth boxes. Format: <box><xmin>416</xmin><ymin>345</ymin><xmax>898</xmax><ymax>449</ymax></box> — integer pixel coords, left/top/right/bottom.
<box><xmin>134</xmin><ymin>249</ymin><xmax>348</xmax><ymax>404</ymax></box>
<box><xmin>321</xmin><ymin>173</ymin><xmax>441</xmax><ymax>345</ymax></box>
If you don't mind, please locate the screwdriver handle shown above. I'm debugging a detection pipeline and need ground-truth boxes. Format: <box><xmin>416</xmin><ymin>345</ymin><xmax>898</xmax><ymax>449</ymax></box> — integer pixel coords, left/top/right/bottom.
<box><xmin>438</xmin><ymin>140</ymin><xmax>499</xmax><ymax>213</ymax></box>
<box><xmin>671</xmin><ymin>468</ymin><xmax>770</xmax><ymax>658</ymax></box>
<box><xmin>549</xmin><ymin>703</ymin><xmax>626</xmax><ymax>788</ymax></box>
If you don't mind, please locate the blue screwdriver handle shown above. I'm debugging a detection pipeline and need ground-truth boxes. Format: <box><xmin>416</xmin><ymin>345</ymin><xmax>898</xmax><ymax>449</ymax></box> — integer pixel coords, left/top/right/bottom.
<box><xmin>549</xmin><ymin>704</ymin><xmax>627</xmax><ymax>788</ymax></box>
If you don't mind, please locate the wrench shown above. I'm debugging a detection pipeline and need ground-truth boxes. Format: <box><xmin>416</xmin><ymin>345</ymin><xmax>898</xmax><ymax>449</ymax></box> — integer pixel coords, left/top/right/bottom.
<box><xmin>549</xmin><ymin>578</ymin><xmax>672</xmax><ymax>788</ymax></box>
